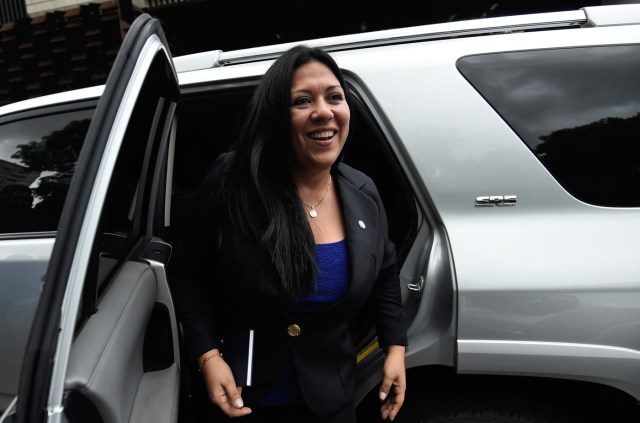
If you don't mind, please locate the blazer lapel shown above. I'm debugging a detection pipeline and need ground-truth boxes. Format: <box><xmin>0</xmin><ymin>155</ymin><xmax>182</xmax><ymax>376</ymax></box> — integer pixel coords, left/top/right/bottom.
<box><xmin>335</xmin><ymin>167</ymin><xmax>382</xmax><ymax>298</ymax></box>
<box><xmin>300</xmin><ymin>165</ymin><xmax>384</xmax><ymax>324</ymax></box>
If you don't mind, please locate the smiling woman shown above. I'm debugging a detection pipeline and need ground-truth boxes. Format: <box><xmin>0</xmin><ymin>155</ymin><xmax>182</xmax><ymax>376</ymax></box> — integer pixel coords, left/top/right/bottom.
<box><xmin>167</xmin><ymin>45</ymin><xmax>408</xmax><ymax>423</ymax></box>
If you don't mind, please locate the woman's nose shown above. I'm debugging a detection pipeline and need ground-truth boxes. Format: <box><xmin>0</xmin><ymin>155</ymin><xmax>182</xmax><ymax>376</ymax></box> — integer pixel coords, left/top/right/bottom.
<box><xmin>311</xmin><ymin>101</ymin><xmax>334</xmax><ymax>120</ymax></box>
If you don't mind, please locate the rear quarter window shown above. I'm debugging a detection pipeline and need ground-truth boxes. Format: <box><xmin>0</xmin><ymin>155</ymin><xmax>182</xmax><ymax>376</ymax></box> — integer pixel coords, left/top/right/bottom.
<box><xmin>0</xmin><ymin>108</ymin><xmax>93</xmax><ymax>235</ymax></box>
<box><xmin>457</xmin><ymin>44</ymin><xmax>640</xmax><ymax>207</ymax></box>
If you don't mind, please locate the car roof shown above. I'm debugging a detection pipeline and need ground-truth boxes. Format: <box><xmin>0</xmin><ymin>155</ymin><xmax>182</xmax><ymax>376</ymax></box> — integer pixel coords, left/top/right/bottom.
<box><xmin>2</xmin><ymin>3</ymin><xmax>639</xmax><ymax>118</ymax></box>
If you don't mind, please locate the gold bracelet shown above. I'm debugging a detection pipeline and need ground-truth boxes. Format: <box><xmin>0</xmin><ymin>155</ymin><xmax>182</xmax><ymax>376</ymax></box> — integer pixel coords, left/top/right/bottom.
<box><xmin>198</xmin><ymin>351</ymin><xmax>223</xmax><ymax>373</ymax></box>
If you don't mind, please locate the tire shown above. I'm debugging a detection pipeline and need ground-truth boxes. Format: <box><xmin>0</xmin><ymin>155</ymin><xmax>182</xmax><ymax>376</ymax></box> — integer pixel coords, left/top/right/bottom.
<box><xmin>423</xmin><ymin>408</ymin><xmax>558</xmax><ymax>423</ymax></box>
<box><xmin>395</xmin><ymin>397</ymin><xmax>578</xmax><ymax>423</ymax></box>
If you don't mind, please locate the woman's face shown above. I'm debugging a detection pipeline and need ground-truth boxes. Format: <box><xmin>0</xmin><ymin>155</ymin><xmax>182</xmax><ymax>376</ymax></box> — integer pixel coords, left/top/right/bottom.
<box><xmin>290</xmin><ymin>60</ymin><xmax>350</xmax><ymax>173</ymax></box>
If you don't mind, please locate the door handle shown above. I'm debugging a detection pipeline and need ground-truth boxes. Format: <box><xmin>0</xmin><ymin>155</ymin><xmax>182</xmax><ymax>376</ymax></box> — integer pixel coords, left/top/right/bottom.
<box><xmin>407</xmin><ymin>276</ymin><xmax>424</xmax><ymax>292</ymax></box>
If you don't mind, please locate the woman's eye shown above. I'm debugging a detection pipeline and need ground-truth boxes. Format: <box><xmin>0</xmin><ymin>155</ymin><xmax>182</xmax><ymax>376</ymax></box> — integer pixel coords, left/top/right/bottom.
<box><xmin>293</xmin><ymin>97</ymin><xmax>311</xmax><ymax>106</ymax></box>
<box><xmin>328</xmin><ymin>93</ymin><xmax>344</xmax><ymax>103</ymax></box>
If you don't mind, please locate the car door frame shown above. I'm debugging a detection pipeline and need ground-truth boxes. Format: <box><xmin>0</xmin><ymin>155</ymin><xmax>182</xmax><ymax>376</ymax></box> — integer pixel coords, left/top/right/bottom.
<box><xmin>8</xmin><ymin>13</ymin><xmax>180</xmax><ymax>423</ymax></box>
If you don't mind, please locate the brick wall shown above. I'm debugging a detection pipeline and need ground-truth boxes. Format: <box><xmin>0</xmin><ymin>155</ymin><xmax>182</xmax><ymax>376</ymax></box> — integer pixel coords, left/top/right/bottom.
<box><xmin>0</xmin><ymin>1</ymin><xmax>132</xmax><ymax>106</ymax></box>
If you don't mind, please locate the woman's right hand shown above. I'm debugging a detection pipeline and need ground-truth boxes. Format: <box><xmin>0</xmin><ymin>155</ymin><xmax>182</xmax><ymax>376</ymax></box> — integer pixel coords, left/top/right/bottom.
<box><xmin>199</xmin><ymin>349</ymin><xmax>252</xmax><ymax>417</ymax></box>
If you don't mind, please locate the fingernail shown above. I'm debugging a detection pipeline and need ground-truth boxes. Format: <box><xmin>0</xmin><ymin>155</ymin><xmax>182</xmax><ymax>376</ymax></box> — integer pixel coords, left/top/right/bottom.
<box><xmin>234</xmin><ymin>399</ymin><xmax>244</xmax><ymax>408</ymax></box>
<box><xmin>379</xmin><ymin>391</ymin><xmax>387</xmax><ymax>401</ymax></box>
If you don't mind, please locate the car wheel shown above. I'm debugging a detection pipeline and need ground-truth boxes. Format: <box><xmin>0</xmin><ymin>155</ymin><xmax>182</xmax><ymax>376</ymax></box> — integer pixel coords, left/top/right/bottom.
<box><xmin>422</xmin><ymin>408</ymin><xmax>558</xmax><ymax>423</ymax></box>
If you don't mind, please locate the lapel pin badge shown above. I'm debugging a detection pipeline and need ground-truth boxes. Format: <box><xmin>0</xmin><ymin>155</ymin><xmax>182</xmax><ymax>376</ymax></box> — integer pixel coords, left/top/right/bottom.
<box><xmin>358</xmin><ymin>220</ymin><xmax>366</xmax><ymax>229</ymax></box>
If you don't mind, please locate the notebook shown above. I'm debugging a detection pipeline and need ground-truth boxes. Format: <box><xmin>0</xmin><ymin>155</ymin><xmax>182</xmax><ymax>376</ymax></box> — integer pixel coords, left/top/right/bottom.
<box><xmin>222</xmin><ymin>329</ymin><xmax>254</xmax><ymax>386</ymax></box>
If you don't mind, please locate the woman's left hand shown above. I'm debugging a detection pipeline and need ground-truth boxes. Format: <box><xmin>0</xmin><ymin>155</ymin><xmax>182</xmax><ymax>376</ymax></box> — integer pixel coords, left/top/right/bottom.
<box><xmin>379</xmin><ymin>345</ymin><xmax>406</xmax><ymax>421</ymax></box>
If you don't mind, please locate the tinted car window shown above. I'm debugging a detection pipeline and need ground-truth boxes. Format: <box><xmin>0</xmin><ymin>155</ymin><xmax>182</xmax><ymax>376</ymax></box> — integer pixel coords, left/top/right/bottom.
<box><xmin>457</xmin><ymin>45</ymin><xmax>640</xmax><ymax>207</ymax></box>
<box><xmin>0</xmin><ymin>109</ymin><xmax>93</xmax><ymax>234</ymax></box>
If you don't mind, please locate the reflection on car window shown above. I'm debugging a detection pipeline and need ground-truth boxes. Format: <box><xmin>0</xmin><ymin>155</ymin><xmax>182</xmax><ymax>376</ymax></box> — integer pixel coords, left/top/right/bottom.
<box><xmin>457</xmin><ymin>44</ymin><xmax>640</xmax><ymax>207</ymax></box>
<box><xmin>0</xmin><ymin>110</ymin><xmax>93</xmax><ymax>234</ymax></box>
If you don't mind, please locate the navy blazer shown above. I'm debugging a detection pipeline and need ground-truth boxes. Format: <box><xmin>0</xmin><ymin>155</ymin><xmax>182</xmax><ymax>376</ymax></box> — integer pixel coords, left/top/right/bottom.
<box><xmin>168</xmin><ymin>152</ymin><xmax>407</xmax><ymax>416</ymax></box>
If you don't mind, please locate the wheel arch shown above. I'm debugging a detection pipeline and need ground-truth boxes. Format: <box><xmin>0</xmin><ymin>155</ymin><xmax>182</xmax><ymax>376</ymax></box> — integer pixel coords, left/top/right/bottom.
<box><xmin>356</xmin><ymin>365</ymin><xmax>640</xmax><ymax>422</ymax></box>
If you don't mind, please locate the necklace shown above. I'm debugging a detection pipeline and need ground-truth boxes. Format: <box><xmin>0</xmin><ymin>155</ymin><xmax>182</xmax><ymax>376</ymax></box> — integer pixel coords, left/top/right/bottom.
<box><xmin>302</xmin><ymin>175</ymin><xmax>332</xmax><ymax>218</ymax></box>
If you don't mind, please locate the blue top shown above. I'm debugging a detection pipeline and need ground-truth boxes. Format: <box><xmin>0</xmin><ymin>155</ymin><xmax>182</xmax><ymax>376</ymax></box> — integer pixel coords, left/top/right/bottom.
<box><xmin>286</xmin><ymin>239</ymin><xmax>350</xmax><ymax>314</ymax></box>
<box><xmin>260</xmin><ymin>239</ymin><xmax>350</xmax><ymax>406</ymax></box>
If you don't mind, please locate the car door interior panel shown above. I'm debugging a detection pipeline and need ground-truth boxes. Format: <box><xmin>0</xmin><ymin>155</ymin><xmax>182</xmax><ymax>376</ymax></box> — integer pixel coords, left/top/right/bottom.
<box><xmin>64</xmin><ymin>261</ymin><xmax>178</xmax><ymax>423</ymax></box>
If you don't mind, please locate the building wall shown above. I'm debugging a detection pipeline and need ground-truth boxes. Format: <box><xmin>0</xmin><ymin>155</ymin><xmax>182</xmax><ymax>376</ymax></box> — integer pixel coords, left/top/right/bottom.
<box><xmin>25</xmin><ymin>0</ymin><xmax>145</xmax><ymax>16</ymax></box>
<box><xmin>0</xmin><ymin>0</ymin><xmax>126</xmax><ymax>107</ymax></box>
<box><xmin>0</xmin><ymin>0</ymin><xmax>28</xmax><ymax>23</ymax></box>
<box><xmin>26</xmin><ymin>0</ymin><xmax>104</xmax><ymax>16</ymax></box>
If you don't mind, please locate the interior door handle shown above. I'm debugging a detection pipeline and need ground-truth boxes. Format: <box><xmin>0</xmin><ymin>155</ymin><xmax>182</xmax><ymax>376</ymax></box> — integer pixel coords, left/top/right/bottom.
<box><xmin>407</xmin><ymin>276</ymin><xmax>424</xmax><ymax>292</ymax></box>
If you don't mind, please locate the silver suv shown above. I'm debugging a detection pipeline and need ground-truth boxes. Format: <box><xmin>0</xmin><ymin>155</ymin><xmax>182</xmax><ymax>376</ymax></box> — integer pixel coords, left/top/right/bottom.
<box><xmin>2</xmin><ymin>4</ymin><xmax>640</xmax><ymax>422</ymax></box>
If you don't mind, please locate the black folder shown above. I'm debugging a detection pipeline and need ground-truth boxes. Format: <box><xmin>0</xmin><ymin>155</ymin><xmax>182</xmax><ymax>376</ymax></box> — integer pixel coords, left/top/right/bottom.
<box><xmin>222</xmin><ymin>329</ymin><xmax>254</xmax><ymax>386</ymax></box>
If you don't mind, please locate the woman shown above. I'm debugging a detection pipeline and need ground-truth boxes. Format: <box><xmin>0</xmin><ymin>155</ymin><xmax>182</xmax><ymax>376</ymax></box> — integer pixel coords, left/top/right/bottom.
<box><xmin>169</xmin><ymin>45</ymin><xmax>407</xmax><ymax>423</ymax></box>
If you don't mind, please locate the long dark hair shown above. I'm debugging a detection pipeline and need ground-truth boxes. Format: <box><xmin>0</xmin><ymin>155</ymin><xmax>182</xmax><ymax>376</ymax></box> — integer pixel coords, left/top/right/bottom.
<box><xmin>221</xmin><ymin>45</ymin><xmax>349</xmax><ymax>297</ymax></box>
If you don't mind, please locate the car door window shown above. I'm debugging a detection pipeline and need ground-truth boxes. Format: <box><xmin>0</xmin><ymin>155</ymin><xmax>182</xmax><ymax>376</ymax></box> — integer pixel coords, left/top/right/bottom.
<box><xmin>0</xmin><ymin>109</ymin><xmax>93</xmax><ymax>235</ymax></box>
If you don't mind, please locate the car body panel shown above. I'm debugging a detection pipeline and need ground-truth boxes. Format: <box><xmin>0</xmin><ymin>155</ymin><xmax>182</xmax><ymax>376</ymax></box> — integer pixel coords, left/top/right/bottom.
<box><xmin>328</xmin><ymin>21</ymin><xmax>640</xmax><ymax>400</ymax></box>
<box><xmin>0</xmin><ymin>86</ymin><xmax>103</xmax><ymax>117</ymax></box>
<box><xmin>0</xmin><ymin>238</ymin><xmax>53</xmax><ymax>411</ymax></box>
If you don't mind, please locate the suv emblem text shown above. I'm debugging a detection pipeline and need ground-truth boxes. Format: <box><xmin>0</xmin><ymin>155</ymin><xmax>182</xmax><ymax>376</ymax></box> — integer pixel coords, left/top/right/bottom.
<box><xmin>475</xmin><ymin>195</ymin><xmax>517</xmax><ymax>207</ymax></box>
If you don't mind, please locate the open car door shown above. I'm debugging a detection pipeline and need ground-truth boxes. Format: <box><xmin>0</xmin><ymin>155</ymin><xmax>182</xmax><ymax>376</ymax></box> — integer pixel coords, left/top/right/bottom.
<box><xmin>5</xmin><ymin>13</ymin><xmax>181</xmax><ymax>423</ymax></box>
